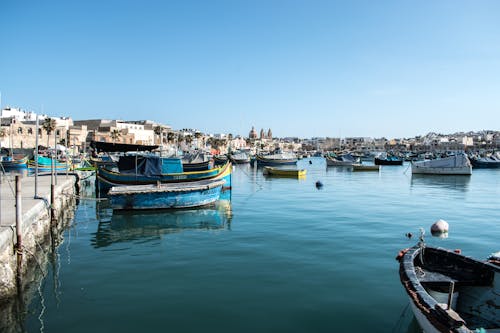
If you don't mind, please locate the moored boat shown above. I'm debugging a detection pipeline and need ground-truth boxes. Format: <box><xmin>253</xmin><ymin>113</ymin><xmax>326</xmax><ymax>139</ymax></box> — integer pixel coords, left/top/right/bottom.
<box><xmin>263</xmin><ymin>166</ymin><xmax>306</xmax><ymax>178</ymax></box>
<box><xmin>229</xmin><ymin>152</ymin><xmax>251</xmax><ymax>164</ymax></box>
<box><xmin>411</xmin><ymin>153</ymin><xmax>472</xmax><ymax>175</ymax></box>
<box><xmin>352</xmin><ymin>164</ymin><xmax>380</xmax><ymax>172</ymax></box>
<box><xmin>255</xmin><ymin>153</ymin><xmax>297</xmax><ymax>166</ymax></box>
<box><xmin>97</xmin><ymin>159</ymin><xmax>232</xmax><ymax>192</ymax></box>
<box><xmin>470</xmin><ymin>155</ymin><xmax>500</xmax><ymax>169</ymax></box>
<box><xmin>108</xmin><ymin>178</ymin><xmax>226</xmax><ymax>210</ymax></box>
<box><xmin>326</xmin><ymin>153</ymin><xmax>359</xmax><ymax>166</ymax></box>
<box><xmin>397</xmin><ymin>242</ymin><xmax>499</xmax><ymax>332</ymax></box>
<box><xmin>0</xmin><ymin>154</ymin><xmax>28</xmax><ymax>170</ymax></box>
<box><xmin>374</xmin><ymin>153</ymin><xmax>404</xmax><ymax>165</ymax></box>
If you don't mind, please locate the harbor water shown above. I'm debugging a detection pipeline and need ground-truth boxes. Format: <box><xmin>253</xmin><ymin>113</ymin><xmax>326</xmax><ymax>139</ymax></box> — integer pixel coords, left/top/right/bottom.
<box><xmin>9</xmin><ymin>158</ymin><xmax>500</xmax><ymax>332</ymax></box>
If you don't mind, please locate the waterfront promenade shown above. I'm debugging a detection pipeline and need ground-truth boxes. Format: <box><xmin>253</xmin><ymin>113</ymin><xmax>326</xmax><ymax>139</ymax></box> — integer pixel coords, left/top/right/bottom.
<box><xmin>0</xmin><ymin>173</ymin><xmax>77</xmax><ymax>299</ymax></box>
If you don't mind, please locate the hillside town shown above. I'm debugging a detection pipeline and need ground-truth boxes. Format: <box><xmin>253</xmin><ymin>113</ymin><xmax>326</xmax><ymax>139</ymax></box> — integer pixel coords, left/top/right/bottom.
<box><xmin>1</xmin><ymin>106</ymin><xmax>499</xmax><ymax>156</ymax></box>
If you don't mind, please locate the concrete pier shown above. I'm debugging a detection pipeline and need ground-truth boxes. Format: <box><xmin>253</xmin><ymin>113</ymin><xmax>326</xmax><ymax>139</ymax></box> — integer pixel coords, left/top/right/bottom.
<box><xmin>0</xmin><ymin>173</ymin><xmax>78</xmax><ymax>300</ymax></box>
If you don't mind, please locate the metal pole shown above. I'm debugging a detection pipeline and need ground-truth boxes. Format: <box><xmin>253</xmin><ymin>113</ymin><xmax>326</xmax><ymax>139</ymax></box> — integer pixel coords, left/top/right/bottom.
<box><xmin>35</xmin><ymin>114</ymin><xmax>39</xmax><ymax>197</ymax></box>
<box><xmin>54</xmin><ymin>129</ymin><xmax>58</xmax><ymax>185</ymax></box>
<box><xmin>15</xmin><ymin>176</ymin><xmax>23</xmax><ymax>278</ymax></box>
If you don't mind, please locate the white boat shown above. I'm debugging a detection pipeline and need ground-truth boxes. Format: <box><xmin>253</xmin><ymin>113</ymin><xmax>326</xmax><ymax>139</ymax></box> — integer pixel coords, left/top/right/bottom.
<box><xmin>326</xmin><ymin>153</ymin><xmax>359</xmax><ymax>166</ymax></box>
<box><xmin>411</xmin><ymin>153</ymin><xmax>472</xmax><ymax>175</ymax></box>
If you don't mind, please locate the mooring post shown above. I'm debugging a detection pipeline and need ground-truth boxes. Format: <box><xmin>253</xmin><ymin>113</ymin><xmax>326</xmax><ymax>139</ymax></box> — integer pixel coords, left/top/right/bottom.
<box><xmin>15</xmin><ymin>175</ymin><xmax>23</xmax><ymax>279</ymax></box>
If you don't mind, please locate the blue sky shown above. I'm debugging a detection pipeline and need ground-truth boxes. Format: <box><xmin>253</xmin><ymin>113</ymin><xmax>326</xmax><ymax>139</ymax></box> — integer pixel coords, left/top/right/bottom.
<box><xmin>1</xmin><ymin>0</ymin><xmax>499</xmax><ymax>138</ymax></box>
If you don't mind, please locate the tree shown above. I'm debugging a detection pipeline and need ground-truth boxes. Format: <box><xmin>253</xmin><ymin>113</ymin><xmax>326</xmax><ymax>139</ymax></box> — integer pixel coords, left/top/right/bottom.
<box><xmin>154</xmin><ymin>126</ymin><xmax>163</xmax><ymax>144</ymax></box>
<box><xmin>42</xmin><ymin>117</ymin><xmax>56</xmax><ymax>149</ymax></box>
<box><xmin>110</xmin><ymin>129</ymin><xmax>121</xmax><ymax>144</ymax></box>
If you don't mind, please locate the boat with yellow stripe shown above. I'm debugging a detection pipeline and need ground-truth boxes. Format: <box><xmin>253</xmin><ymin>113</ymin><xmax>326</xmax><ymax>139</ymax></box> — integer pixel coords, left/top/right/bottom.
<box><xmin>263</xmin><ymin>166</ymin><xmax>306</xmax><ymax>178</ymax></box>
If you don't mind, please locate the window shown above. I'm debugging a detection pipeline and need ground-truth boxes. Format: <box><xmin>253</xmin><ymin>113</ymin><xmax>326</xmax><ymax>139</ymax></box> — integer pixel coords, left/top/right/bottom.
<box><xmin>17</xmin><ymin>127</ymin><xmax>23</xmax><ymax>134</ymax></box>
<box><xmin>28</xmin><ymin>128</ymin><xmax>33</xmax><ymax>134</ymax></box>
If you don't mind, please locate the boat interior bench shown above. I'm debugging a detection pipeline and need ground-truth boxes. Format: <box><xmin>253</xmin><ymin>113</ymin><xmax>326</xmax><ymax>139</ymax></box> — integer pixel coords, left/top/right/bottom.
<box><xmin>416</xmin><ymin>266</ymin><xmax>494</xmax><ymax>286</ymax></box>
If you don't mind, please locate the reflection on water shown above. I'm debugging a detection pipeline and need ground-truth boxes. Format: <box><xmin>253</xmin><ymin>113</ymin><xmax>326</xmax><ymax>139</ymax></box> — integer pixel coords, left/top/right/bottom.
<box><xmin>92</xmin><ymin>193</ymin><xmax>233</xmax><ymax>248</ymax></box>
<box><xmin>410</xmin><ymin>174</ymin><xmax>470</xmax><ymax>192</ymax></box>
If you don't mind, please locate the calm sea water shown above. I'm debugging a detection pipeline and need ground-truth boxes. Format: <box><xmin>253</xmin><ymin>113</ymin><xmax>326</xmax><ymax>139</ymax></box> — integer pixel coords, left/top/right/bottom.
<box><xmin>14</xmin><ymin>158</ymin><xmax>500</xmax><ymax>332</ymax></box>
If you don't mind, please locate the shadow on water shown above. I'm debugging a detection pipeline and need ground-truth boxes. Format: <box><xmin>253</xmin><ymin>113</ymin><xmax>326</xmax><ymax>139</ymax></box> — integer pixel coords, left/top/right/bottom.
<box><xmin>91</xmin><ymin>192</ymin><xmax>233</xmax><ymax>248</ymax></box>
<box><xmin>410</xmin><ymin>174</ymin><xmax>471</xmax><ymax>192</ymax></box>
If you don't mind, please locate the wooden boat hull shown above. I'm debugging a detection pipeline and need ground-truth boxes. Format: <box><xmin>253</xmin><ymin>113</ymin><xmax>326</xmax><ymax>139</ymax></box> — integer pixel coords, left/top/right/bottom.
<box><xmin>470</xmin><ymin>158</ymin><xmax>500</xmax><ymax>168</ymax></box>
<box><xmin>411</xmin><ymin>165</ymin><xmax>472</xmax><ymax>175</ymax></box>
<box><xmin>374</xmin><ymin>157</ymin><xmax>403</xmax><ymax>165</ymax></box>
<box><xmin>0</xmin><ymin>155</ymin><xmax>28</xmax><ymax>169</ymax></box>
<box><xmin>97</xmin><ymin>162</ymin><xmax>232</xmax><ymax>192</ymax></box>
<box><xmin>182</xmin><ymin>159</ymin><xmax>211</xmax><ymax>171</ymax></box>
<box><xmin>398</xmin><ymin>245</ymin><xmax>499</xmax><ymax>333</ymax></box>
<box><xmin>109</xmin><ymin>179</ymin><xmax>225</xmax><ymax>210</ymax></box>
<box><xmin>255</xmin><ymin>154</ymin><xmax>297</xmax><ymax>166</ymax></box>
<box><xmin>411</xmin><ymin>154</ymin><xmax>472</xmax><ymax>175</ymax></box>
<box><xmin>326</xmin><ymin>157</ymin><xmax>355</xmax><ymax>166</ymax></box>
<box><xmin>352</xmin><ymin>164</ymin><xmax>380</xmax><ymax>172</ymax></box>
<box><xmin>263</xmin><ymin>166</ymin><xmax>306</xmax><ymax>178</ymax></box>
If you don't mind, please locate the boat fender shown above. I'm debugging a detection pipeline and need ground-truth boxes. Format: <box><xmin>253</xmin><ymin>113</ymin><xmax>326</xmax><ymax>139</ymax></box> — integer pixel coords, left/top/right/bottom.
<box><xmin>431</xmin><ymin>219</ymin><xmax>449</xmax><ymax>234</ymax></box>
<box><xmin>395</xmin><ymin>248</ymin><xmax>409</xmax><ymax>261</ymax></box>
<box><xmin>454</xmin><ymin>249</ymin><xmax>461</xmax><ymax>254</ymax></box>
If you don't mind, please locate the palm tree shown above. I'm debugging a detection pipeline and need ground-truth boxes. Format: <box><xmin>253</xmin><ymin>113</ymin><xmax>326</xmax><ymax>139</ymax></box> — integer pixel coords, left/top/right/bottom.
<box><xmin>110</xmin><ymin>129</ymin><xmax>121</xmax><ymax>144</ymax></box>
<box><xmin>42</xmin><ymin>117</ymin><xmax>56</xmax><ymax>150</ymax></box>
<box><xmin>154</xmin><ymin>126</ymin><xmax>163</xmax><ymax>145</ymax></box>
<box><xmin>0</xmin><ymin>127</ymin><xmax>7</xmax><ymax>149</ymax></box>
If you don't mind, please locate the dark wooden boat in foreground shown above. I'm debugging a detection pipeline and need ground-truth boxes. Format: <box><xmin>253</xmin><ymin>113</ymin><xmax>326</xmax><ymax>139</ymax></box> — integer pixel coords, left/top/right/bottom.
<box><xmin>397</xmin><ymin>242</ymin><xmax>499</xmax><ymax>333</ymax></box>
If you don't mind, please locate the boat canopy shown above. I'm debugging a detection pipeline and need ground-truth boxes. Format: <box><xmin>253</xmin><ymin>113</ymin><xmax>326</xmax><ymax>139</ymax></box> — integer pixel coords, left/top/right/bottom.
<box><xmin>117</xmin><ymin>156</ymin><xmax>183</xmax><ymax>176</ymax></box>
<box><xmin>91</xmin><ymin>141</ymin><xmax>159</xmax><ymax>153</ymax></box>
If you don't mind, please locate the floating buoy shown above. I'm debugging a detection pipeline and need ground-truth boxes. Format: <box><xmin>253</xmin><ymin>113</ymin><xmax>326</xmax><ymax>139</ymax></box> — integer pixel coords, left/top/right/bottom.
<box><xmin>431</xmin><ymin>219</ymin><xmax>449</xmax><ymax>237</ymax></box>
<box><xmin>315</xmin><ymin>181</ymin><xmax>323</xmax><ymax>189</ymax></box>
<box><xmin>309</xmin><ymin>160</ymin><xmax>312</xmax><ymax>164</ymax></box>
<box><xmin>405</xmin><ymin>232</ymin><xmax>413</xmax><ymax>239</ymax></box>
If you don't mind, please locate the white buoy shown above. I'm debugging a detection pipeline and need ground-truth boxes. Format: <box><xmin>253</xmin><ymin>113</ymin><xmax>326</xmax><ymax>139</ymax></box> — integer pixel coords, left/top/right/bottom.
<box><xmin>431</xmin><ymin>219</ymin><xmax>449</xmax><ymax>235</ymax></box>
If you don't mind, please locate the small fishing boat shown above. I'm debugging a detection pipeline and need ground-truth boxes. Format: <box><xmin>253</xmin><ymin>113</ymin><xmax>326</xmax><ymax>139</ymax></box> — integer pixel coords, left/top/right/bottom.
<box><xmin>469</xmin><ymin>154</ymin><xmax>500</xmax><ymax>169</ymax></box>
<box><xmin>213</xmin><ymin>154</ymin><xmax>229</xmax><ymax>165</ymax></box>
<box><xmin>229</xmin><ymin>152</ymin><xmax>251</xmax><ymax>164</ymax></box>
<box><xmin>374</xmin><ymin>153</ymin><xmax>404</xmax><ymax>165</ymax></box>
<box><xmin>28</xmin><ymin>156</ymin><xmax>70</xmax><ymax>172</ymax></box>
<box><xmin>108</xmin><ymin>178</ymin><xmax>226</xmax><ymax>210</ymax></box>
<box><xmin>255</xmin><ymin>153</ymin><xmax>297</xmax><ymax>166</ymax></box>
<box><xmin>326</xmin><ymin>153</ymin><xmax>359</xmax><ymax>166</ymax></box>
<box><xmin>182</xmin><ymin>152</ymin><xmax>212</xmax><ymax>171</ymax></box>
<box><xmin>263</xmin><ymin>166</ymin><xmax>306</xmax><ymax>178</ymax></box>
<box><xmin>0</xmin><ymin>154</ymin><xmax>29</xmax><ymax>170</ymax></box>
<box><xmin>97</xmin><ymin>159</ymin><xmax>232</xmax><ymax>192</ymax></box>
<box><xmin>411</xmin><ymin>153</ymin><xmax>472</xmax><ymax>175</ymax></box>
<box><xmin>397</xmin><ymin>240</ymin><xmax>499</xmax><ymax>333</ymax></box>
<box><xmin>352</xmin><ymin>164</ymin><xmax>380</xmax><ymax>172</ymax></box>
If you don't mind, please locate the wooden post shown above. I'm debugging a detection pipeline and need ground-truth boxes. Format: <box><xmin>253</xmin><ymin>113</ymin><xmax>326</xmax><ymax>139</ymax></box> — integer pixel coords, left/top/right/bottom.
<box><xmin>15</xmin><ymin>176</ymin><xmax>23</xmax><ymax>278</ymax></box>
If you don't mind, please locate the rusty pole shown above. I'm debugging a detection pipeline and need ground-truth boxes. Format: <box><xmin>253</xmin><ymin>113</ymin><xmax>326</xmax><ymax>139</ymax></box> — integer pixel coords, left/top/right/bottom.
<box><xmin>15</xmin><ymin>176</ymin><xmax>23</xmax><ymax>279</ymax></box>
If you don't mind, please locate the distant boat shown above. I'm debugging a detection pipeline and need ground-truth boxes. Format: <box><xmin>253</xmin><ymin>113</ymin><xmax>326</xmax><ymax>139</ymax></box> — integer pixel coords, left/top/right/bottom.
<box><xmin>108</xmin><ymin>178</ymin><xmax>226</xmax><ymax>210</ymax></box>
<box><xmin>470</xmin><ymin>154</ymin><xmax>500</xmax><ymax>168</ymax></box>
<box><xmin>352</xmin><ymin>164</ymin><xmax>380</xmax><ymax>172</ymax></box>
<box><xmin>326</xmin><ymin>153</ymin><xmax>358</xmax><ymax>166</ymax></box>
<box><xmin>0</xmin><ymin>154</ymin><xmax>28</xmax><ymax>170</ymax></box>
<box><xmin>229</xmin><ymin>152</ymin><xmax>251</xmax><ymax>164</ymax></box>
<box><xmin>263</xmin><ymin>166</ymin><xmax>306</xmax><ymax>178</ymax></box>
<box><xmin>374</xmin><ymin>153</ymin><xmax>404</xmax><ymax>165</ymax></box>
<box><xmin>255</xmin><ymin>153</ymin><xmax>297</xmax><ymax>166</ymax></box>
<box><xmin>213</xmin><ymin>154</ymin><xmax>229</xmax><ymax>165</ymax></box>
<box><xmin>411</xmin><ymin>153</ymin><xmax>472</xmax><ymax>175</ymax></box>
<box><xmin>397</xmin><ymin>243</ymin><xmax>499</xmax><ymax>333</ymax></box>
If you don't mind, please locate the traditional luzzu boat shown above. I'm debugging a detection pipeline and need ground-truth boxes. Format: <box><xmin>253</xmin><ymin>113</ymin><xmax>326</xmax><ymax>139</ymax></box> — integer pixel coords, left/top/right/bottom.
<box><xmin>262</xmin><ymin>166</ymin><xmax>306</xmax><ymax>178</ymax></box>
<box><xmin>28</xmin><ymin>156</ymin><xmax>69</xmax><ymax>172</ymax></box>
<box><xmin>255</xmin><ymin>152</ymin><xmax>297</xmax><ymax>166</ymax></box>
<box><xmin>351</xmin><ymin>163</ymin><xmax>380</xmax><ymax>172</ymax></box>
<box><xmin>397</xmin><ymin>236</ymin><xmax>499</xmax><ymax>333</ymax></box>
<box><xmin>0</xmin><ymin>154</ymin><xmax>29</xmax><ymax>170</ymax></box>
<box><xmin>181</xmin><ymin>152</ymin><xmax>212</xmax><ymax>171</ymax></box>
<box><xmin>97</xmin><ymin>157</ymin><xmax>232</xmax><ymax>192</ymax></box>
<box><xmin>326</xmin><ymin>153</ymin><xmax>359</xmax><ymax>166</ymax></box>
<box><xmin>108</xmin><ymin>178</ymin><xmax>226</xmax><ymax>210</ymax></box>
<box><xmin>411</xmin><ymin>153</ymin><xmax>472</xmax><ymax>175</ymax></box>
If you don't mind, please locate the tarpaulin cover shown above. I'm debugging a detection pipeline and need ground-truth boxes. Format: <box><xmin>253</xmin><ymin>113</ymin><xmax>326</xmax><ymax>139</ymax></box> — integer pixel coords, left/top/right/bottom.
<box><xmin>117</xmin><ymin>156</ymin><xmax>162</xmax><ymax>177</ymax></box>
